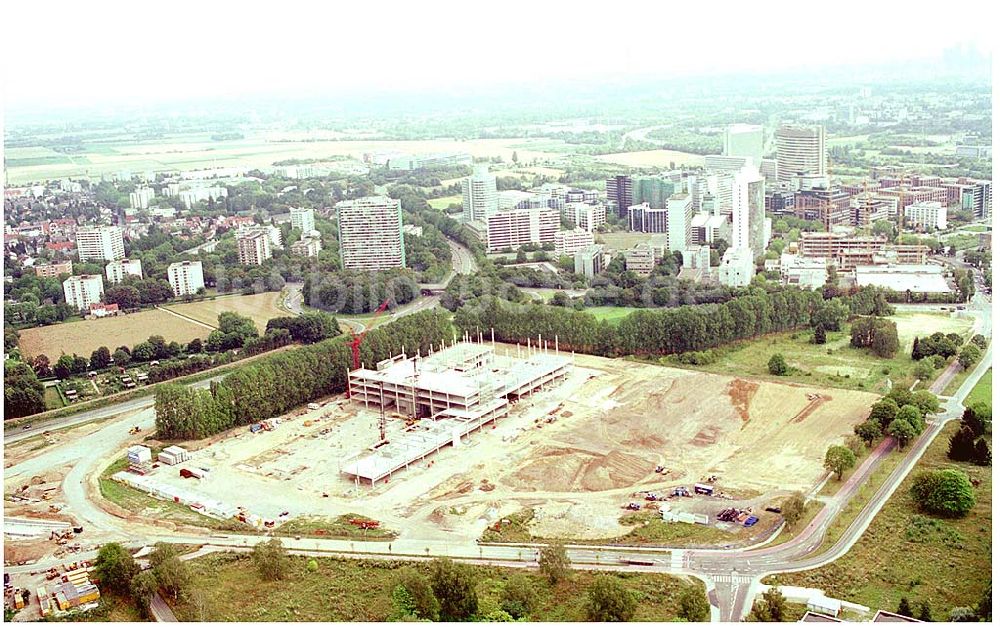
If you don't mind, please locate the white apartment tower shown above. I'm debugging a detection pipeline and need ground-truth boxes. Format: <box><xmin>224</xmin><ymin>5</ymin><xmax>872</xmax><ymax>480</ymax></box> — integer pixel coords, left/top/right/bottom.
<box><xmin>289</xmin><ymin>207</ymin><xmax>316</xmax><ymax>233</ymax></box>
<box><xmin>485</xmin><ymin>207</ymin><xmax>559</xmax><ymax>253</ymax></box>
<box><xmin>732</xmin><ymin>165</ymin><xmax>767</xmax><ymax>256</ymax></box>
<box><xmin>76</xmin><ymin>225</ymin><xmax>126</xmax><ymax>262</ymax></box>
<box><xmin>167</xmin><ymin>260</ymin><xmax>205</xmax><ymax>297</ymax></box>
<box><xmin>237</xmin><ymin>231</ymin><xmax>272</xmax><ymax>266</ymax></box>
<box><xmin>667</xmin><ymin>193</ymin><xmax>693</xmax><ymax>253</ymax></box>
<box><xmin>461</xmin><ymin>165</ymin><xmax>498</xmax><ymax>223</ymax></box>
<box><xmin>105</xmin><ymin>258</ymin><xmax>143</xmax><ymax>284</ymax></box>
<box><xmin>63</xmin><ymin>274</ymin><xmax>105</xmax><ymax>311</ymax></box>
<box><xmin>723</xmin><ymin>124</ymin><xmax>765</xmax><ymax>167</ymax></box>
<box><xmin>776</xmin><ymin>124</ymin><xmax>827</xmax><ymax>182</ymax></box>
<box><xmin>129</xmin><ymin>187</ymin><xmax>155</xmax><ymax>210</ymax></box>
<box><xmin>336</xmin><ymin>196</ymin><xmax>406</xmax><ymax>270</ymax></box>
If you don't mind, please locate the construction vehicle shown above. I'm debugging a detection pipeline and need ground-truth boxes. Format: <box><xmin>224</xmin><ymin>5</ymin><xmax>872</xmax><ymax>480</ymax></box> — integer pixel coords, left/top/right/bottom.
<box><xmin>625</xmin><ymin>502</ymin><xmax>641</xmax><ymax>511</ymax></box>
<box><xmin>129</xmin><ymin>426</ymin><xmax>141</xmax><ymax>435</ymax></box>
<box><xmin>672</xmin><ymin>486</ymin><xmax>691</xmax><ymax>498</ymax></box>
<box><xmin>348</xmin><ymin>299</ymin><xmax>393</xmax><ymax>372</ymax></box>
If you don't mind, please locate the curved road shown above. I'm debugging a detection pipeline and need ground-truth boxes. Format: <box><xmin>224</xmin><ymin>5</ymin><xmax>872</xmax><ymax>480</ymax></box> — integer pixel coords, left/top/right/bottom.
<box><xmin>4</xmin><ymin>287</ymin><xmax>989</xmax><ymax>622</ymax></box>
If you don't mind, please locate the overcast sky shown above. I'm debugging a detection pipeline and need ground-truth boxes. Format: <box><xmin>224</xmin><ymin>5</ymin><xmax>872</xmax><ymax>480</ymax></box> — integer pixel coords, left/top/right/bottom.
<box><xmin>3</xmin><ymin>0</ymin><xmax>994</xmax><ymax>111</ymax></box>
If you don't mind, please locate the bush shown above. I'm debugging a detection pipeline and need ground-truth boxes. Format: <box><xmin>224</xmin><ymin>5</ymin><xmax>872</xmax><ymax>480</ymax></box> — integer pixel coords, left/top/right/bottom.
<box><xmin>678</xmin><ymin>584</ymin><xmax>710</xmax><ymax>621</ymax></box>
<box><xmin>586</xmin><ymin>575</ymin><xmax>637</xmax><ymax>622</ymax></box>
<box><xmin>539</xmin><ymin>542</ymin><xmax>570</xmax><ymax>584</ymax></box>
<box><xmin>500</xmin><ymin>573</ymin><xmax>538</xmax><ymax>620</ymax></box>
<box><xmin>252</xmin><ymin>539</ymin><xmax>289</xmax><ymax>581</ymax></box>
<box><xmin>910</xmin><ymin>468</ymin><xmax>976</xmax><ymax>517</ymax></box>
<box><xmin>430</xmin><ymin>559</ymin><xmax>478</xmax><ymax>621</ymax></box>
<box><xmin>768</xmin><ymin>354</ymin><xmax>788</xmax><ymax>376</ymax></box>
<box><xmin>781</xmin><ymin>492</ymin><xmax>806</xmax><ymax>527</ymax></box>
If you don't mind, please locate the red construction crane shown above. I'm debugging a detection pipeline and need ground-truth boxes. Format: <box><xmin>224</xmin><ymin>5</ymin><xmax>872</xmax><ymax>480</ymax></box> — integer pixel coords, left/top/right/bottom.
<box><xmin>349</xmin><ymin>298</ymin><xmax>393</xmax><ymax>371</ymax></box>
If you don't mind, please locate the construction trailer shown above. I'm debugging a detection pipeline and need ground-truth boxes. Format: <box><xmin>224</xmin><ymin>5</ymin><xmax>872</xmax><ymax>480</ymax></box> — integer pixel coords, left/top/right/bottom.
<box><xmin>342</xmin><ymin>340</ymin><xmax>572</xmax><ymax>486</ymax></box>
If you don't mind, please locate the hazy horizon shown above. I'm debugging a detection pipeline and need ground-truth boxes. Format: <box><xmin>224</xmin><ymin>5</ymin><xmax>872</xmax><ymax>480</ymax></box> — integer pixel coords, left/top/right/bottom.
<box><xmin>3</xmin><ymin>0</ymin><xmax>993</xmax><ymax>118</ymax></box>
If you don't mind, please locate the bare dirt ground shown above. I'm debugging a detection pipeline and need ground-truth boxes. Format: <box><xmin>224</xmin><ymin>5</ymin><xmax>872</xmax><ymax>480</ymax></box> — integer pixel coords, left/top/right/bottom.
<box><xmin>117</xmin><ymin>347</ymin><xmax>877</xmax><ymax>543</ymax></box>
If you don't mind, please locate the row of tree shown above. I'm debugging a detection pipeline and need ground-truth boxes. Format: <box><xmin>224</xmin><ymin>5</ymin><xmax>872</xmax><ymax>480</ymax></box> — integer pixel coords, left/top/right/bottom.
<box><xmin>454</xmin><ymin>287</ymin><xmax>839</xmax><ymax>358</ymax></box>
<box><xmin>154</xmin><ymin>309</ymin><xmax>452</xmax><ymax>440</ymax></box>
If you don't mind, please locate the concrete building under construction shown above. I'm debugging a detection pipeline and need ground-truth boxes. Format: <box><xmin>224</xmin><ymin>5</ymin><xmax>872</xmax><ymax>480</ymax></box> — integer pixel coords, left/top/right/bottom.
<box><xmin>341</xmin><ymin>338</ymin><xmax>572</xmax><ymax>485</ymax></box>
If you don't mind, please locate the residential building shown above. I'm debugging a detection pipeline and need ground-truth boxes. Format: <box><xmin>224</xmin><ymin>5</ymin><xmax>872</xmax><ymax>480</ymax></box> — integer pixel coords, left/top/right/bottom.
<box><xmin>129</xmin><ymin>187</ymin><xmax>155</xmax><ymax>210</ymax></box>
<box><xmin>681</xmin><ymin>245</ymin><xmax>712</xmax><ymax>270</ymax></box>
<box><xmin>605</xmin><ymin>175</ymin><xmax>633</xmax><ymax>218</ymax></box>
<box><xmin>462</xmin><ymin>165</ymin><xmax>498</xmax><ymax>223</ymax></box>
<box><xmin>167</xmin><ymin>260</ymin><xmax>205</xmax><ymax>297</ymax></box>
<box><xmin>237</xmin><ymin>224</ymin><xmax>283</xmax><ymax>250</ymax></box>
<box><xmin>565</xmin><ymin>202</ymin><xmax>606</xmax><ymax>232</ymax></box>
<box><xmin>178</xmin><ymin>186</ymin><xmax>227</xmax><ymax>209</ymax></box>
<box><xmin>31</xmin><ymin>261</ymin><xmax>73</xmax><ymax>278</ymax></box>
<box><xmin>574</xmin><ymin>244</ymin><xmax>605</xmax><ymax>279</ymax></box>
<box><xmin>904</xmin><ymin>201</ymin><xmax>947</xmax><ymax>231</ymax></box>
<box><xmin>723</xmin><ymin>124</ymin><xmax>764</xmax><ymax>166</ymax></box>
<box><xmin>732</xmin><ymin>165</ymin><xmax>766</xmax><ymax>256</ymax></box>
<box><xmin>623</xmin><ymin>244</ymin><xmax>656</xmax><ymax>276</ymax></box>
<box><xmin>89</xmin><ymin>302</ymin><xmax>120</xmax><ymax>318</ymax></box>
<box><xmin>718</xmin><ymin>248</ymin><xmax>755</xmax><ymax>287</ymax></box>
<box><xmin>667</xmin><ymin>193</ymin><xmax>693</xmax><ymax>253</ymax></box>
<box><xmin>63</xmin><ymin>274</ymin><xmax>104</xmax><ymax>311</ymax></box>
<box><xmin>290</xmin><ymin>236</ymin><xmax>323</xmax><ymax>258</ymax></box>
<box><xmin>336</xmin><ymin>196</ymin><xmax>406</xmax><ymax>270</ymax></box>
<box><xmin>554</xmin><ymin>228</ymin><xmax>595</xmax><ymax>257</ymax></box>
<box><xmin>237</xmin><ymin>231</ymin><xmax>272</xmax><ymax>266</ymax></box>
<box><xmin>776</xmin><ymin>124</ymin><xmax>827</xmax><ymax>181</ymax></box>
<box><xmin>289</xmin><ymin>207</ymin><xmax>315</xmax><ymax>233</ymax></box>
<box><xmin>485</xmin><ymin>207</ymin><xmax>559</xmax><ymax>252</ymax></box>
<box><xmin>76</xmin><ymin>225</ymin><xmax>125</xmax><ymax>262</ymax></box>
<box><xmin>690</xmin><ymin>212</ymin><xmax>729</xmax><ymax>244</ymax></box>
<box><xmin>105</xmin><ymin>258</ymin><xmax>143</xmax><ymax>284</ymax></box>
<box><xmin>627</xmin><ymin>202</ymin><xmax>668</xmax><ymax>233</ymax></box>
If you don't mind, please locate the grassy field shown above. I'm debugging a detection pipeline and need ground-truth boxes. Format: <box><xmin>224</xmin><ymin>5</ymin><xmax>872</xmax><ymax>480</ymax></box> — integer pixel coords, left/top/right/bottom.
<box><xmin>585</xmin><ymin>306</ymin><xmax>641</xmax><ymax>325</ymax></box>
<box><xmin>163</xmin><ymin>292</ymin><xmax>286</xmax><ymax>332</ymax></box>
<box><xmin>43</xmin><ymin>386</ymin><xmax>66</xmax><ymax>410</ymax></box>
<box><xmin>427</xmin><ymin>195</ymin><xmax>462</xmax><ymax>210</ymax></box>
<box><xmin>18</xmin><ymin>308</ymin><xmax>209</xmax><ymax>359</ymax></box>
<box><xmin>667</xmin><ymin>312</ymin><xmax>972</xmax><ymax>393</ymax></box>
<box><xmin>766</xmin><ymin>422</ymin><xmax>991</xmax><ymax>620</ymax></box>
<box><xmin>276</xmin><ymin>514</ymin><xmax>398</xmax><ymax>541</ymax></box>
<box><xmin>169</xmin><ymin>552</ymin><xmax>701</xmax><ymax>622</ymax></box>
<box><xmin>965</xmin><ymin>368</ymin><xmax>992</xmax><ymax>409</ymax></box>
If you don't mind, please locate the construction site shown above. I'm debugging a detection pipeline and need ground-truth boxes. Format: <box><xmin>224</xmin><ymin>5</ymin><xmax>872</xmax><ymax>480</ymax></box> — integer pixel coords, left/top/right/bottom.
<box><xmin>81</xmin><ymin>341</ymin><xmax>879</xmax><ymax>543</ymax></box>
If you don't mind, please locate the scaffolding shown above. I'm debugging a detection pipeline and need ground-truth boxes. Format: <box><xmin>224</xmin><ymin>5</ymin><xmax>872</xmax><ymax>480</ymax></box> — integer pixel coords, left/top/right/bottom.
<box><xmin>341</xmin><ymin>340</ymin><xmax>571</xmax><ymax>485</ymax></box>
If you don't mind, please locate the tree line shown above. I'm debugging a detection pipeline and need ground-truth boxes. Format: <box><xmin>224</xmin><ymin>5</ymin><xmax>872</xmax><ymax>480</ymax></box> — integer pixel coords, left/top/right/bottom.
<box><xmin>154</xmin><ymin>309</ymin><xmax>452</xmax><ymax>440</ymax></box>
<box><xmin>454</xmin><ymin>286</ymin><xmax>855</xmax><ymax>358</ymax></box>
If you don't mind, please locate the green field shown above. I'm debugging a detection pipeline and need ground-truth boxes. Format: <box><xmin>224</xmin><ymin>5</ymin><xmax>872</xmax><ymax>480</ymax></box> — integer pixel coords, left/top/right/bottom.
<box><xmin>584</xmin><ymin>306</ymin><xmax>641</xmax><ymax>325</ymax></box>
<box><xmin>43</xmin><ymin>386</ymin><xmax>66</xmax><ymax>410</ymax></box>
<box><xmin>428</xmin><ymin>195</ymin><xmax>462</xmax><ymax>210</ymax></box>
<box><xmin>169</xmin><ymin>552</ymin><xmax>702</xmax><ymax>622</ymax></box>
<box><xmin>965</xmin><ymin>369</ymin><xmax>992</xmax><ymax>410</ymax></box>
<box><xmin>663</xmin><ymin>312</ymin><xmax>973</xmax><ymax>393</ymax></box>
<box><xmin>765</xmin><ymin>422</ymin><xmax>991</xmax><ymax>620</ymax></box>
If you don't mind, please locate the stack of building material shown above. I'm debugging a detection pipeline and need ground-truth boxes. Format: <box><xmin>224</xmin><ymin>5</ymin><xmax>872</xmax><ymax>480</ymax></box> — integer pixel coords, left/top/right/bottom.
<box><xmin>127</xmin><ymin>445</ymin><xmax>152</xmax><ymax>475</ymax></box>
<box><xmin>157</xmin><ymin>446</ymin><xmax>190</xmax><ymax>465</ymax></box>
<box><xmin>37</xmin><ymin>569</ymin><xmax>100</xmax><ymax>615</ymax></box>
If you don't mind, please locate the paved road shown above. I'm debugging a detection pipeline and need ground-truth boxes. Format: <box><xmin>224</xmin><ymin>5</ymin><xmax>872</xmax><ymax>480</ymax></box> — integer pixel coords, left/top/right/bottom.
<box><xmin>282</xmin><ymin>282</ymin><xmax>305</xmax><ymax>315</ymax></box>
<box><xmin>150</xmin><ymin>593</ymin><xmax>178</xmax><ymax>622</ymax></box>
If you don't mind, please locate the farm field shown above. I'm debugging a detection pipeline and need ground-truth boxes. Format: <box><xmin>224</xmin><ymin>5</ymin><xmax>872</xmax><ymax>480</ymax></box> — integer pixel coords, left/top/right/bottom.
<box><xmin>17</xmin><ymin>309</ymin><xmax>209</xmax><ymax>359</ymax></box>
<box><xmin>766</xmin><ymin>422</ymin><xmax>991</xmax><ymax>620</ymax></box>
<box><xmin>965</xmin><ymin>368</ymin><xmax>992</xmax><ymax>410</ymax></box>
<box><xmin>595</xmin><ymin>149</ymin><xmax>705</xmax><ymax>168</ymax></box>
<box><xmin>5</xmin><ymin>134</ymin><xmax>566</xmax><ymax>185</ymax></box>
<box><xmin>672</xmin><ymin>311</ymin><xmax>973</xmax><ymax>393</ymax></box>
<box><xmin>170</xmin><ymin>552</ymin><xmax>701</xmax><ymax>622</ymax></box>
<box><xmin>163</xmin><ymin>292</ymin><xmax>286</xmax><ymax>332</ymax></box>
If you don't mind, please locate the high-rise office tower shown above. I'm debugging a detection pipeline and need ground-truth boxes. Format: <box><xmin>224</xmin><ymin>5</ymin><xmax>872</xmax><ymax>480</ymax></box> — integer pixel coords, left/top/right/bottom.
<box><xmin>461</xmin><ymin>165</ymin><xmax>498</xmax><ymax>222</ymax></box>
<box><xmin>336</xmin><ymin>196</ymin><xmax>406</xmax><ymax>270</ymax></box>
<box><xmin>732</xmin><ymin>164</ymin><xmax>767</xmax><ymax>256</ymax></box>
<box><xmin>605</xmin><ymin>175</ymin><xmax>633</xmax><ymax>218</ymax></box>
<box><xmin>776</xmin><ymin>124</ymin><xmax>827</xmax><ymax>182</ymax></box>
